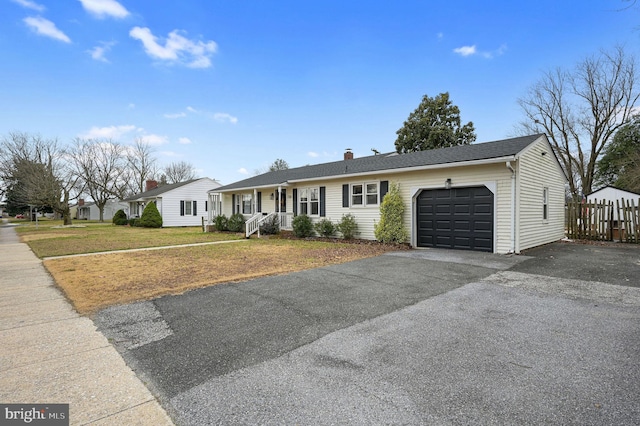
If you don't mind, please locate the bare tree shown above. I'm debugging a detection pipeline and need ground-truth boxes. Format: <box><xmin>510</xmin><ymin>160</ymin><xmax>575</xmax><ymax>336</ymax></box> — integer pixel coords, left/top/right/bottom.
<box><xmin>163</xmin><ymin>161</ymin><xmax>197</xmax><ymax>184</ymax></box>
<box><xmin>69</xmin><ymin>138</ymin><xmax>128</xmax><ymax>222</ymax></box>
<box><xmin>0</xmin><ymin>132</ymin><xmax>82</xmax><ymax>225</ymax></box>
<box><xmin>518</xmin><ymin>46</ymin><xmax>639</xmax><ymax>197</ymax></box>
<box><xmin>125</xmin><ymin>138</ymin><xmax>158</xmax><ymax>194</ymax></box>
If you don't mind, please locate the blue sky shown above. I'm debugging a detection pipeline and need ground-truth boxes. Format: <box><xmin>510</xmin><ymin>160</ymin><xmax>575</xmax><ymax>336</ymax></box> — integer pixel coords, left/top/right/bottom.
<box><xmin>1</xmin><ymin>0</ymin><xmax>638</xmax><ymax>185</ymax></box>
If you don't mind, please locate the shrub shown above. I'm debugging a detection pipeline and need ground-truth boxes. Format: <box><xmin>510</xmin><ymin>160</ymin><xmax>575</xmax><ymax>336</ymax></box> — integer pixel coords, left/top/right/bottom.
<box><xmin>214</xmin><ymin>214</ymin><xmax>228</xmax><ymax>232</ymax></box>
<box><xmin>259</xmin><ymin>214</ymin><xmax>280</xmax><ymax>235</ymax></box>
<box><xmin>138</xmin><ymin>202</ymin><xmax>163</xmax><ymax>228</ymax></box>
<box><xmin>314</xmin><ymin>218</ymin><xmax>336</xmax><ymax>237</ymax></box>
<box><xmin>227</xmin><ymin>213</ymin><xmax>246</xmax><ymax>232</ymax></box>
<box><xmin>374</xmin><ymin>182</ymin><xmax>408</xmax><ymax>243</ymax></box>
<box><xmin>128</xmin><ymin>218</ymin><xmax>139</xmax><ymax>227</ymax></box>
<box><xmin>112</xmin><ymin>209</ymin><xmax>128</xmax><ymax>226</ymax></box>
<box><xmin>336</xmin><ymin>214</ymin><xmax>359</xmax><ymax>240</ymax></box>
<box><xmin>292</xmin><ymin>214</ymin><xmax>314</xmax><ymax>238</ymax></box>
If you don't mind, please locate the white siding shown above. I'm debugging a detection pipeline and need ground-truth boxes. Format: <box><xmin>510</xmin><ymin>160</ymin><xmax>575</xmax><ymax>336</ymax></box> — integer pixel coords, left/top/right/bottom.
<box><xmin>286</xmin><ymin>164</ymin><xmax>514</xmax><ymax>252</ymax></box>
<box><xmin>160</xmin><ymin>178</ymin><xmax>221</xmax><ymax>227</ymax></box>
<box><xmin>516</xmin><ymin>136</ymin><xmax>566</xmax><ymax>252</ymax></box>
<box><xmin>587</xmin><ymin>187</ymin><xmax>640</xmax><ymax>220</ymax></box>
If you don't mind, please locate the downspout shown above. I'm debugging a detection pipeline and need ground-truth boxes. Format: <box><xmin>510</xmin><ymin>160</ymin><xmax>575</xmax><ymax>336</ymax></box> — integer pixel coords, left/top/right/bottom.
<box><xmin>506</xmin><ymin>161</ymin><xmax>516</xmax><ymax>254</ymax></box>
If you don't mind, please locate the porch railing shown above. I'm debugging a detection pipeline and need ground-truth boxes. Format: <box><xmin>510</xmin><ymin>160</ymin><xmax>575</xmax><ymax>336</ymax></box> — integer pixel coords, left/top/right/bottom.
<box><xmin>279</xmin><ymin>212</ymin><xmax>294</xmax><ymax>230</ymax></box>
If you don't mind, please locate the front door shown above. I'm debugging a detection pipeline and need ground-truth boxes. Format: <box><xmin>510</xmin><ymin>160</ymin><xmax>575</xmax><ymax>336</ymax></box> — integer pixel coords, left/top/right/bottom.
<box><xmin>275</xmin><ymin>189</ymin><xmax>287</xmax><ymax>213</ymax></box>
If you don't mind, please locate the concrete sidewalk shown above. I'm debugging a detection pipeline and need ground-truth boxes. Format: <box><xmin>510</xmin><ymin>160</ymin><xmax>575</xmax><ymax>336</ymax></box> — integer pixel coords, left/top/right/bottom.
<box><xmin>0</xmin><ymin>221</ymin><xmax>174</xmax><ymax>425</ymax></box>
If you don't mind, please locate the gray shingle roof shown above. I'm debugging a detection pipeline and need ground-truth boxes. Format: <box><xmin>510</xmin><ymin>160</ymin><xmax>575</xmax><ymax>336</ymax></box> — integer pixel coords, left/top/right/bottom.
<box><xmin>214</xmin><ymin>134</ymin><xmax>545</xmax><ymax>192</ymax></box>
<box><xmin>122</xmin><ymin>179</ymin><xmax>200</xmax><ymax>202</ymax></box>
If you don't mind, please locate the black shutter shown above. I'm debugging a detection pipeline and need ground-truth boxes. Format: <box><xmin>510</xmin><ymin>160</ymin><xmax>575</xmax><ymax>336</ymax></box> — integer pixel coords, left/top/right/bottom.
<box><xmin>180</xmin><ymin>200</ymin><xmax>184</xmax><ymax>216</ymax></box>
<box><xmin>320</xmin><ymin>186</ymin><xmax>326</xmax><ymax>217</ymax></box>
<box><xmin>232</xmin><ymin>194</ymin><xmax>236</xmax><ymax>214</ymax></box>
<box><xmin>193</xmin><ymin>201</ymin><xmax>197</xmax><ymax>216</ymax></box>
<box><xmin>293</xmin><ymin>189</ymin><xmax>298</xmax><ymax>216</ymax></box>
<box><xmin>380</xmin><ymin>181</ymin><xmax>389</xmax><ymax>203</ymax></box>
<box><xmin>342</xmin><ymin>184</ymin><xmax>349</xmax><ymax>208</ymax></box>
<box><xmin>205</xmin><ymin>201</ymin><xmax>208</xmax><ymax>212</ymax></box>
<box><xmin>257</xmin><ymin>192</ymin><xmax>262</xmax><ymax>213</ymax></box>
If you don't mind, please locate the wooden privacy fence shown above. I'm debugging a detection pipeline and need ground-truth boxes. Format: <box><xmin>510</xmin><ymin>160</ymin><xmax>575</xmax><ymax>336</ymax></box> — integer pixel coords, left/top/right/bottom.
<box><xmin>566</xmin><ymin>198</ymin><xmax>640</xmax><ymax>243</ymax></box>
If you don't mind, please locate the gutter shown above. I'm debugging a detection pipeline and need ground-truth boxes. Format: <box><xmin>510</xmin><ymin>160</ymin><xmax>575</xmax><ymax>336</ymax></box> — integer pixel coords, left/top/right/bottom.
<box><xmin>506</xmin><ymin>161</ymin><xmax>516</xmax><ymax>254</ymax></box>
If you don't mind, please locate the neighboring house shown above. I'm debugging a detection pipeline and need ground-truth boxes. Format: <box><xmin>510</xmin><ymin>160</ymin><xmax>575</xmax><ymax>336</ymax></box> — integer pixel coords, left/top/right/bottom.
<box><xmin>77</xmin><ymin>199</ymin><xmax>129</xmax><ymax>221</ymax></box>
<box><xmin>208</xmin><ymin>134</ymin><xmax>567</xmax><ymax>254</ymax></box>
<box><xmin>586</xmin><ymin>186</ymin><xmax>640</xmax><ymax>219</ymax></box>
<box><xmin>123</xmin><ymin>177</ymin><xmax>222</xmax><ymax>227</ymax></box>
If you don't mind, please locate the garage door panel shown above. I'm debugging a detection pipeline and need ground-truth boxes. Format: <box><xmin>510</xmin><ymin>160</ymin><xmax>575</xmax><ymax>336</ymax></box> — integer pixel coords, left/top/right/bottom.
<box><xmin>417</xmin><ymin>186</ymin><xmax>493</xmax><ymax>252</ymax></box>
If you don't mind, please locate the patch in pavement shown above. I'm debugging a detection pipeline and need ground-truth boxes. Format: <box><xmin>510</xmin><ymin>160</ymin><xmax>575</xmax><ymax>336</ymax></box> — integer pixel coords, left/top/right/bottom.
<box><xmin>95</xmin><ymin>301</ymin><xmax>173</xmax><ymax>350</ymax></box>
<box><xmin>484</xmin><ymin>270</ymin><xmax>640</xmax><ymax>306</ymax></box>
<box><xmin>168</xmin><ymin>274</ymin><xmax>640</xmax><ymax>425</ymax></box>
<box><xmin>386</xmin><ymin>249</ymin><xmax>531</xmax><ymax>270</ymax></box>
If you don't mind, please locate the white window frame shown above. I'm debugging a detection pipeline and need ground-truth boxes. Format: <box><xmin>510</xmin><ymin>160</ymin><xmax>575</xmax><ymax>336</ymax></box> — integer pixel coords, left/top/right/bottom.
<box><xmin>184</xmin><ymin>200</ymin><xmax>192</xmax><ymax>216</ymax></box>
<box><xmin>242</xmin><ymin>194</ymin><xmax>252</xmax><ymax>215</ymax></box>
<box><xmin>351</xmin><ymin>182</ymin><xmax>379</xmax><ymax>207</ymax></box>
<box><xmin>298</xmin><ymin>187</ymin><xmax>320</xmax><ymax>216</ymax></box>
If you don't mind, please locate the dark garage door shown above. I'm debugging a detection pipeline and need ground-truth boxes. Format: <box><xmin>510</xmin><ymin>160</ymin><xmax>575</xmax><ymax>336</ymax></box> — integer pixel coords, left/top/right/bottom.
<box><xmin>417</xmin><ymin>186</ymin><xmax>494</xmax><ymax>252</ymax></box>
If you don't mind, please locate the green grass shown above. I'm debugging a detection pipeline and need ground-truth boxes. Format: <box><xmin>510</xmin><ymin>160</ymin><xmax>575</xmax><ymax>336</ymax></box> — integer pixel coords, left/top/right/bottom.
<box><xmin>16</xmin><ymin>220</ymin><xmax>244</xmax><ymax>258</ymax></box>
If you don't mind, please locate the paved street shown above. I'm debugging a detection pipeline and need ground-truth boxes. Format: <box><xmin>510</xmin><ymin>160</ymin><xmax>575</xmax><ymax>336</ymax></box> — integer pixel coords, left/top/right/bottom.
<box><xmin>95</xmin><ymin>243</ymin><xmax>640</xmax><ymax>425</ymax></box>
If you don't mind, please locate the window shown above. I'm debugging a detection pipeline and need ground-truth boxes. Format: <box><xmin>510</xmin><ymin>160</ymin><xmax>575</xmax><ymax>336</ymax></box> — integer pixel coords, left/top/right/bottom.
<box><xmin>242</xmin><ymin>194</ymin><xmax>252</xmax><ymax>214</ymax></box>
<box><xmin>180</xmin><ymin>200</ymin><xmax>196</xmax><ymax>216</ymax></box>
<box><xmin>298</xmin><ymin>187</ymin><xmax>320</xmax><ymax>216</ymax></box>
<box><xmin>543</xmin><ymin>187</ymin><xmax>549</xmax><ymax>221</ymax></box>
<box><xmin>351</xmin><ymin>182</ymin><xmax>378</xmax><ymax>206</ymax></box>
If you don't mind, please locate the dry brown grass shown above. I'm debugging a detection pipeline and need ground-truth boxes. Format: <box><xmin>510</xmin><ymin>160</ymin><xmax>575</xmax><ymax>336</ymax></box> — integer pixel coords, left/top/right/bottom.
<box><xmin>44</xmin><ymin>239</ymin><xmax>400</xmax><ymax>315</ymax></box>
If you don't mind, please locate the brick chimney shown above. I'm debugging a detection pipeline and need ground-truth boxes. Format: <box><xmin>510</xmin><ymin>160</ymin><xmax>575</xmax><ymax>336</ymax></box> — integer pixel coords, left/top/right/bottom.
<box><xmin>344</xmin><ymin>148</ymin><xmax>353</xmax><ymax>160</ymax></box>
<box><xmin>78</xmin><ymin>199</ymin><xmax>84</xmax><ymax>206</ymax></box>
<box><xmin>146</xmin><ymin>180</ymin><xmax>158</xmax><ymax>191</ymax></box>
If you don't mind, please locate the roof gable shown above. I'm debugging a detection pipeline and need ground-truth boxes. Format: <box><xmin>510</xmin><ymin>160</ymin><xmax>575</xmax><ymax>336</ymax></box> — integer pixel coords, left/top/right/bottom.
<box><xmin>214</xmin><ymin>134</ymin><xmax>545</xmax><ymax>192</ymax></box>
<box><xmin>123</xmin><ymin>178</ymin><xmax>216</xmax><ymax>201</ymax></box>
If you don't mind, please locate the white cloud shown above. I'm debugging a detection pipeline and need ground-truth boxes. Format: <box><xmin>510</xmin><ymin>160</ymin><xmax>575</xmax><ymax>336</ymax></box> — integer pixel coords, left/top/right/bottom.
<box><xmin>159</xmin><ymin>150</ymin><xmax>180</xmax><ymax>158</ymax></box>
<box><xmin>308</xmin><ymin>152</ymin><xmax>319</xmax><ymax>158</ymax></box>
<box><xmin>11</xmin><ymin>0</ymin><xmax>45</xmax><ymax>12</ymax></box>
<box><xmin>129</xmin><ymin>26</ymin><xmax>218</xmax><ymax>68</ymax></box>
<box><xmin>164</xmin><ymin>112</ymin><xmax>187</xmax><ymax>119</ymax></box>
<box><xmin>88</xmin><ymin>41</ymin><xmax>115</xmax><ymax>62</ymax></box>
<box><xmin>139</xmin><ymin>134</ymin><xmax>168</xmax><ymax>146</ymax></box>
<box><xmin>453</xmin><ymin>45</ymin><xmax>476</xmax><ymax>57</ymax></box>
<box><xmin>237</xmin><ymin>168</ymin><xmax>249</xmax><ymax>175</ymax></box>
<box><xmin>24</xmin><ymin>16</ymin><xmax>71</xmax><ymax>43</ymax></box>
<box><xmin>178</xmin><ymin>137</ymin><xmax>192</xmax><ymax>145</ymax></box>
<box><xmin>128</xmin><ymin>103</ymin><xmax>135</xmax><ymax>109</ymax></box>
<box><xmin>437</xmin><ymin>32</ymin><xmax>444</xmax><ymax>40</ymax></box>
<box><xmin>78</xmin><ymin>0</ymin><xmax>129</xmax><ymax>19</ymax></box>
<box><xmin>79</xmin><ymin>124</ymin><xmax>137</xmax><ymax>139</ymax></box>
<box><xmin>186</xmin><ymin>106</ymin><xmax>198</xmax><ymax>113</ymax></box>
<box><xmin>453</xmin><ymin>44</ymin><xmax>507</xmax><ymax>59</ymax></box>
<box><xmin>213</xmin><ymin>113</ymin><xmax>238</xmax><ymax>124</ymax></box>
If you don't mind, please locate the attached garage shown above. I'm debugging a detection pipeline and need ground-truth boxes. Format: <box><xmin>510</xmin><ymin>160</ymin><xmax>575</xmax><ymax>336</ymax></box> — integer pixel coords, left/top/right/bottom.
<box><xmin>416</xmin><ymin>186</ymin><xmax>494</xmax><ymax>252</ymax></box>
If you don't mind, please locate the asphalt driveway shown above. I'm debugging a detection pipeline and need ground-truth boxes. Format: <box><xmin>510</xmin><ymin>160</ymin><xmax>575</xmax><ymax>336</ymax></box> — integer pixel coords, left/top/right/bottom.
<box><xmin>95</xmin><ymin>242</ymin><xmax>640</xmax><ymax>425</ymax></box>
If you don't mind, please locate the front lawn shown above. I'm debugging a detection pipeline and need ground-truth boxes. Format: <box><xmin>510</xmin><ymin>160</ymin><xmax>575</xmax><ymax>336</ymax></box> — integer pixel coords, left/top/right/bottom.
<box><xmin>16</xmin><ymin>221</ymin><xmax>243</xmax><ymax>257</ymax></box>
<box><xmin>44</xmin><ymin>238</ymin><xmax>400</xmax><ymax>315</ymax></box>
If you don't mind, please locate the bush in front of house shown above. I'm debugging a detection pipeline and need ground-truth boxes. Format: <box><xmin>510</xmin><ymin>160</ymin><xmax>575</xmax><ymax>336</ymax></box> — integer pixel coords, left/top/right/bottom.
<box><xmin>314</xmin><ymin>218</ymin><xmax>336</xmax><ymax>237</ymax></box>
<box><xmin>112</xmin><ymin>209</ymin><xmax>128</xmax><ymax>226</ymax></box>
<box><xmin>138</xmin><ymin>202</ymin><xmax>163</xmax><ymax>228</ymax></box>
<box><xmin>128</xmin><ymin>218</ymin><xmax>139</xmax><ymax>227</ymax></box>
<box><xmin>259</xmin><ymin>214</ymin><xmax>280</xmax><ymax>235</ymax></box>
<box><xmin>336</xmin><ymin>213</ymin><xmax>359</xmax><ymax>240</ymax></box>
<box><xmin>292</xmin><ymin>214</ymin><xmax>314</xmax><ymax>238</ymax></box>
<box><xmin>214</xmin><ymin>214</ymin><xmax>228</xmax><ymax>231</ymax></box>
<box><xmin>227</xmin><ymin>213</ymin><xmax>246</xmax><ymax>232</ymax></box>
<box><xmin>374</xmin><ymin>181</ymin><xmax>408</xmax><ymax>244</ymax></box>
